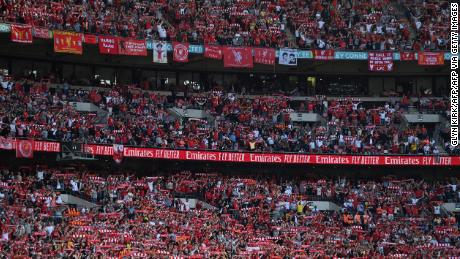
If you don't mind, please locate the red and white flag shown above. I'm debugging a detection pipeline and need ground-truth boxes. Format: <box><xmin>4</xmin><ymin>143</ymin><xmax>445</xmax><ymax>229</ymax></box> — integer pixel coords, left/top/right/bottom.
<box><xmin>99</xmin><ymin>36</ymin><xmax>119</xmax><ymax>54</ymax></box>
<box><xmin>16</xmin><ymin>139</ymin><xmax>34</xmax><ymax>158</ymax></box>
<box><xmin>253</xmin><ymin>48</ymin><xmax>275</xmax><ymax>65</ymax></box>
<box><xmin>368</xmin><ymin>52</ymin><xmax>394</xmax><ymax>72</ymax></box>
<box><xmin>418</xmin><ymin>52</ymin><xmax>444</xmax><ymax>65</ymax></box>
<box><xmin>11</xmin><ymin>24</ymin><xmax>33</xmax><ymax>43</ymax></box>
<box><xmin>313</xmin><ymin>49</ymin><xmax>335</xmax><ymax>60</ymax></box>
<box><xmin>223</xmin><ymin>47</ymin><xmax>253</xmax><ymax>68</ymax></box>
<box><xmin>400</xmin><ymin>52</ymin><xmax>415</xmax><ymax>61</ymax></box>
<box><xmin>84</xmin><ymin>34</ymin><xmax>98</xmax><ymax>44</ymax></box>
<box><xmin>153</xmin><ymin>41</ymin><xmax>168</xmax><ymax>63</ymax></box>
<box><xmin>33</xmin><ymin>27</ymin><xmax>50</xmax><ymax>39</ymax></box>
<box><xmin>173</xmin><ymin>42</ymin><xmax>189</xmax><ymax>62</ymax></box>
<box><xmin>204</xmin><ymin>45</ymin><xmax>223</xmax><ymax>59</ymax></box>
<box><xmin>113</xmin><ymin>144</ymin><xmax>124</xmax><ymax>164</ymax></box>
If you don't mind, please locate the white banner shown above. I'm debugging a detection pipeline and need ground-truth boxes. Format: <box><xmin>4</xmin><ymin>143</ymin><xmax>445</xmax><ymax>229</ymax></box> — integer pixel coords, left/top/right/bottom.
<box><xmin>279</xmin><ymin>48</ymin><xmax>298</xmax><ymax>66</ymax></box>
<box><xmin>153</xmin><ymin>41</ymin><xmax>168</xmax><ymax>63</ymax></box>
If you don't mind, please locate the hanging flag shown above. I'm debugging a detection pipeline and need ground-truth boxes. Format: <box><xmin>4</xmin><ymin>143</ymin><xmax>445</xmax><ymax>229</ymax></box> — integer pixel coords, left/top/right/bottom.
<box><xmin>223</xmin><ymin>47</ymin><xmax>253</xmax><ymax>68</ymax></box>
<box><xmin>279</xmin><ymin>48</ymin><xmax>298</xmax><ymax>66</ymax></box>
<box><xmin>33</xmin><ymin>27</ymin><xmax>51</xmax><ymax>39</ymax></box>
<box><xmin>418</xmin><ymin>52</ymin><xmax>444</xmax><ymax>65</ymax></box>
<box><xmin>204</xmin><ymin>45</ymin><xmax>223</xmax><ymax>59</ymax></box>
<box><xmin>99</xmin><ymin>36</ymin><xmax>119</xmax><ymax>54</ymax></box>
<box><xmin>113</xmin><ymin>144</ymin><xmax>124</xmax><ymax>164</ymax></box>
<box><xmin>54</xmin><ymin>31</ymin><xmax>83</xmax><ymax>55</ymax></box>
<box><xmin>83</xmin><ymin>34</ymin><xmax>98</xmax><ymax>44</ymax></box>
<box><xmin>368</xmin><ymin>52</ymin><xmax>393</xmax><ymax>72</ymax></box>
<box><xmin>11</xmin><ymin>24</ymin><xmax>33</xmax><ymax>43</ymax></box>
<box><xmin>152</xmin><ymin>41</ymin><xmax>168</xmax><ymax>63</ymax></box>
<box><xmin>173</xmin><ymin>42</ymin><xmax>189</xmax><ymax>62</ymax></box>
<box><xmin>313</xmin><ymin>49</ymin><xmax>335</xmax><ymax>60</ymax></box>
<box><xmin>0</xmin><ymin>137</ymin><xmax>13</xmax><ymax>150</ymax></box>
<box><xmin>16</xmin><ymin>139</ymin><xmax>34</xmax><ymax>159</ymax></box>
<box><xmin>400</xmin><ymin>52</ymin><xmax>415</xmax><ymax>61</ymax></box>
<box><xmin>253</xmin><ymin>48</ymin><xmax>275</xmax><ymax>65</ymax></box>
<box><xmin>118</xmin><ymin>38</ymin><xmax>147</xmax><ymax>56</ymax></box>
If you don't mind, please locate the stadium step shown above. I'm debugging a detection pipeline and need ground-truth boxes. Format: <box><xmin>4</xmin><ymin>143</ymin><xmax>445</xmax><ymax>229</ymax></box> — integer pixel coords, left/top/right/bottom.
<box><xmin>60</xmin><ymin>194</ymin><xmax>99</xmax><ymax>209</ymax></box>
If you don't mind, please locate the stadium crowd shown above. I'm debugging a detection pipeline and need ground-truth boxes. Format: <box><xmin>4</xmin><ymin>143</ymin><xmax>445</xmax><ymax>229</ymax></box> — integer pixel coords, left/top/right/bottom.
<box><xmin>0</xmin><ymin>166</ymin><xmax>460</xmax><ymax>257</ymax></box>
<box><xmin>1</xmin><ymin>76</ymin><xmax>454</xmax><ymax>155</ymax></box>
<box><xmin>0</xmin><ymin>0</ymin><xmax>451</xmax><ymax>50</ymax></box>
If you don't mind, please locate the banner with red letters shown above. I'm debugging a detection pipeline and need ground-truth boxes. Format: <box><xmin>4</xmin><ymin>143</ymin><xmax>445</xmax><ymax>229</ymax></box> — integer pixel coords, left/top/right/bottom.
<box><xmin>418</xmin><ymin>52</ymin><xmax>444</xmax><ymax>65</ymax></box>
<box><xmin>253</xmin><ymin>48</ymin><xmax>275</xmax><ymax>65</ymax></box>
<box><xmin>83</xmin><ymin>34</ymin><xmax>98</xmax><ymax>44</ymax></box>
<box><xmin>118</xmin><ymin>38</ymin><xmax>147</xmax><ymax>56</ymax></box>
<box><xmin>99</xmin><ymin>36</ymin><xmax>119</xmax><ymax>54</ymax></box>
<box><xmin>15</xmin><ymin>139</ymin><xmax>34</xmax><ymax>158</ymax></box>
<box><xmin>204</xmin><ymin>45</ymin><xmax>223</xmax><ymax>59</ymax></box>
<box><xmin>33</xmin><ymin>27</ymin><xmax>51</xmax><ymax>39</ymax></box>
<box><xmin>53</xmin><ymin>31</ymin><xmax>83</xmax><ymax>54</ymax></box>
<box><xmin>223</xmin><ymin>47</ymin><xmax>253</xmax><ymax>68</ymax></box>
<box><xmin>83</xmin><ymin>144</ymin><xmax>460</xmax><ymax>167</ymax></box>
<box><xmin>400</xmin><ymin>52</ymin><xmax>415</xmax><ymax>61</ymax></box>
<box><xmin>368</xmin><ymin>52</ymin><xmax>393</xmax><ymax>71</ymax></box>
<box><xmin>313</xmin><ymin>49</ymin><xmax>335</xmax><ymax>60</ymax></box>
<box><xmin>2</xmin><ymin>138</ymin><xmax>460</xmax><ymax>167</ymax></box>
<box><xmin>11</xmin><ymin>24</ymin><xmax>33</xmax><ymax>43</ymax></box>
<box><xmin>173</xmin><ymin>42</ymin><xmax>189</xmax><ymax>62</ymax></box>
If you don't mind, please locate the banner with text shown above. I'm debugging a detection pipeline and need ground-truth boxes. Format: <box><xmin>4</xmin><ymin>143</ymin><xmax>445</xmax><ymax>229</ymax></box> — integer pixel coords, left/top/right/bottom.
<box><xmin>83</xmin><ymin>145</ymin><xmax>460</xmax><ymax>166</ymax></box>
<box><xmin>11</xmin><ymin>24</ymin><xmax>33</xmax><ymax>43</ymax></box>
<box><xmin>118</xmin><ymin>38</ymin><xmax>147</xmax><ymax>56</ymax></box>
<box><xmin>204</xmin><ymin>45</ymin><xmax>223</xmax><ymax>59</ymax></box>
<box><xmin>54</xmin><ymin>31</ymin><xmax>83</xmax><ymax>54</ymax></box>
<box><xmin>368</xmin><ymin>52</ymin><xmax>393</xmax><ymax>71</ymax></box>
<box><xmin>253</xmin><ymin>48</ymin><xmax>276</xmax><ymax>65</ymax></box>
<box><xmin>418</xmin><ymin>52</ymin><xmax>445</xmax><ymax>65</ymax></box>
<box><xmin>98</xmin><ymin>36</ymin><xmax>119</xmax><ymax>54</ymax></box>
<box><xmin>313</xmin><ymin>49</ymin><xmax>335</xmax><ymax>60</ymax></box>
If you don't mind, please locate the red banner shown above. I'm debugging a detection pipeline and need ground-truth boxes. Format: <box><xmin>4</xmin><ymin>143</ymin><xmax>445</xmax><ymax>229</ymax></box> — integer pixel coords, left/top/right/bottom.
<box><xmin>368</xmin><ymin>52</ymin><xmax>394</xmax><ymax>71</ymax></box>
<box><xmin>99</xmin><ymin>36</ymin><xmax>119</xmax><ymax>55</ymax></box>
<box><xmin>313</xmin><ymin>49</ymin><xmax>335</xmax><ymax>60</ymax></box>
<box><xmin>418</xmin><ymin>52</ymin><xmax>444</xmax><ymax>65</ymax></box>
<box><xmin>223</xmin><ymin>47</ymin><xmax>253</xmax><ymax>68</ymax></box>
<box><xmin>84</xmin><ymin>34</ymin><xmax>98</xmax><ymax>44</ymax></box>
<box><xmin>400</xmin><ymin>52</ymin><xmax>415</xmax><ymax>61</ymax></box>
<box><xmin>118</xmin><ymin>38</ymin><xmax>147</xmax><ymax>56</ymax></box>
<box><xmin>173</xmin><ymin>42</ymin><xmax>189</xmax><ymax>62</ymax></box>
<box><xmin>83</xmin><ymin>144</ymin><xmax>460</xmax><ymax>167</ymax></box>
<box><xmin>204</xmin><ymin>45</ymin><xmax>223</xmax><ymax>59</ymax></box>
<box><xmin>253</xmin><ymin>48</ymin><xmax>275</xmax><ymax>65</ymax></box>
<box><xmin>11</xmin><ymin>24</ymin><xmax>33</xmax><ymax>43</ymax></box>
<box><xmin>15</xmin><ymin>140</ymin><xmax>34</xmax><ymax>158</ymax></box>
<box><xmin>54</xmin><ymin>31</ymin><xmax>83</xmax><ymax>55</ymax></box>
<box><xmin>33</xmin><ymin>27</ymin><xmax>50</xmax><ymax>39</ymax></box>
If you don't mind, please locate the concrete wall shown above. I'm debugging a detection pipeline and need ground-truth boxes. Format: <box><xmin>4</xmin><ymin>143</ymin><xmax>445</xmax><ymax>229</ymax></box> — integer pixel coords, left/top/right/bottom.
<box><xmin>60</xmin><ymin>194</ymin><xmax>98</xmax><ymax>209</ymax></box>
<box><xmin>404</xmin><ymin>114</ymin><xmax>441</xmax><ymax>123</ymax></box>
<box><xmin>170</xmin><ymin>107</ymin><xmax>208</xmax><ymax>119</ymax></box>
<box><xmin>289</xmin><ymin>112</ymin><xmax>321</xmax><ymax>122</ymax></box>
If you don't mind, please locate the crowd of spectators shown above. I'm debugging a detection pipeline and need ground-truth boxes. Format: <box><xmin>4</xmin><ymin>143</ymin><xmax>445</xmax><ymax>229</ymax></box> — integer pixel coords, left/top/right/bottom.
<box><xmin>1</xmin><ymin>166</ymin><xmax>460</xmax><ymax>257</ymax></box>
<box><xmin>0</xmin><ymin>0</ymin><xmax>451</xmax><ymax>50</ymax></box>
<box><xmin>0</xmin><ymin>77</ymin><xmax>451</xmax><ymax>155</ymax></box>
